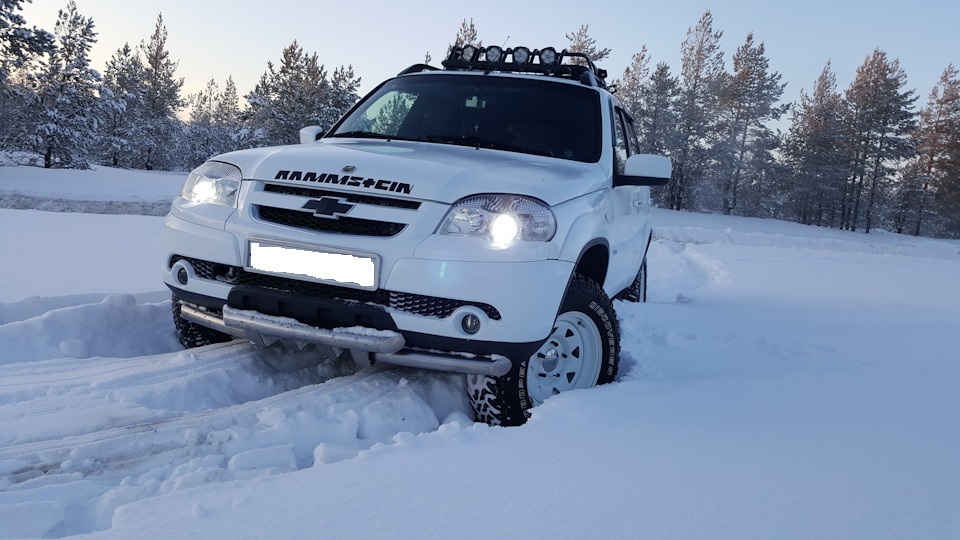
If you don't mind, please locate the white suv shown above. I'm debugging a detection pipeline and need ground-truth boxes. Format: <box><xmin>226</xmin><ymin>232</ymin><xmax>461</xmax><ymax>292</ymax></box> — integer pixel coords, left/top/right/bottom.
<box><xmin>163</xmin><ymin>45</ymin><xmax>670</xmax><ymax>425</ymax></box>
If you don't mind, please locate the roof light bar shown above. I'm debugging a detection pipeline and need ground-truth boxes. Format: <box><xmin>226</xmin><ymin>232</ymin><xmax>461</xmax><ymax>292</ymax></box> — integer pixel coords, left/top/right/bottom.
<box><xmin>441</xmin><ymin>44</ymin><xmax>607</xmax><ymax>88</ymax></box>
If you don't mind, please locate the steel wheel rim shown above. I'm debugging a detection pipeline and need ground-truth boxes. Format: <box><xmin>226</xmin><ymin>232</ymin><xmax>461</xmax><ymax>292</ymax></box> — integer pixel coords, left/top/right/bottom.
<box><xmin>526</xmin><ymin>311</ymin><xmax>603</xmax><ymax>406</ymax></box>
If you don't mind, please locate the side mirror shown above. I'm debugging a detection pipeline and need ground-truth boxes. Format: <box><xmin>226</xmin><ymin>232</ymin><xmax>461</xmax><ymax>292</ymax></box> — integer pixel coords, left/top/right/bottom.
<box><xmin>299</xmin><ymin>126</ymin><xmax>324</xmax><ymax>144</ymax></box>
<box><xmin>614</xmin><ymin>154</ymin><xmax>671</xmax><ymax>186</ymax></box>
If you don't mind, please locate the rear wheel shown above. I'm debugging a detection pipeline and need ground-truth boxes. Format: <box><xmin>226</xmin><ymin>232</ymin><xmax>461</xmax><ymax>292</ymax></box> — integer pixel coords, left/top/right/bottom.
<box><xmin>171</xmin><ymin>294</ymin><xmax>231</xmax><ymax>349</ymax></box>
<box><xmin>468</xmin><ymin>274</ymin><xmax>619</xmax><ymax>426</ymax></box>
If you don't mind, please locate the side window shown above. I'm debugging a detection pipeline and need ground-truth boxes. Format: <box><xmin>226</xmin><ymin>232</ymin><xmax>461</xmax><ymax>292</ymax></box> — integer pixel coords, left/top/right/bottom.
<box><xmin>622</xmin><ymin>111</ymin><xmax>641</xmax><ymax>156</ymax></box>
<box><xmin>611</xmin><ymin>105</ymin><xmax>628</xmax><ymax>175</ymax></box>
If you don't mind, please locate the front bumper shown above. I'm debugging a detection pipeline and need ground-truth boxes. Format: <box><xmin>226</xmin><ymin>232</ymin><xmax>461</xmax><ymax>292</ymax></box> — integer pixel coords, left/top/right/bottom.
<box><xmin>179</xmin><ymin>303</ymin><xmax>514</xmax><ymax>376</ymax></box>
<box><xmin>163</xmin><ymin>212</ymin><xmax>573</xmax><ymax>375</ymax></box>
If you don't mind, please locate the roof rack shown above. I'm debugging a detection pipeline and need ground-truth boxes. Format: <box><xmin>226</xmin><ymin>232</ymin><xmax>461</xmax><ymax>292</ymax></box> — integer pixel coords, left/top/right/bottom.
<box><xmin>397</xmin><ymin>64</ymin><xmax>440</xmax><ymax>76</ymax></box>
<box><xmin>440</xmin><ymin>45</ymin><xmax>608</xmax><ymax>89</ymax></box>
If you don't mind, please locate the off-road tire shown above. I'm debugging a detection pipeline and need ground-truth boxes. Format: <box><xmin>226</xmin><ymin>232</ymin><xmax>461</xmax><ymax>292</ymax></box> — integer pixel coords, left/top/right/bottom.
<box><xmin>619</xmin><ymin>258</ymin><xmax>647</xmax><ymax>303</ymax></box>
<box><xmin>171</xmin><ymin>294</ymin><xmax>232</xmax><ymax>349</ymax></box>
<box><xmin>468</xmin><ymin>274</ymin><xmax>620</xmax><ymax>426</ymax></box>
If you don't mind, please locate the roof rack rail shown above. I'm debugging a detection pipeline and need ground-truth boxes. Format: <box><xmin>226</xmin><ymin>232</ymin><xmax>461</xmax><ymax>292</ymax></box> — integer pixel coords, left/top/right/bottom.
<box><xmin>398</xmin><ymin>63</ymin><xmax>440</xmax><ymax>76</ymax></box>
<box><xmin>440</xmin><ymin>45</ymin><xmax>608</xmax><ymax>89</ymax></box>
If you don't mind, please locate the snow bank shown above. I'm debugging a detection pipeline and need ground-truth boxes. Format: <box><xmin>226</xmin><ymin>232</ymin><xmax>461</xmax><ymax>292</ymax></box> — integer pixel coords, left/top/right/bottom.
<box><xmin>0</xmin><ymin>193</ymin><xmax>171</xmax><ymax>216</ymax></box>
<box><xmin>0</xmin><ymin>295</ymin><xmax>181</xmax><ymax>364</ymax></box>
<box><xmin>0</xmin><ymin>210</ymin><xmax>165</xmax><ymax>302</ymax></box>
<box><xmin>0</xmin><ymin>164</ymin><xmax>183</xmax><ymax>204</ymax></box>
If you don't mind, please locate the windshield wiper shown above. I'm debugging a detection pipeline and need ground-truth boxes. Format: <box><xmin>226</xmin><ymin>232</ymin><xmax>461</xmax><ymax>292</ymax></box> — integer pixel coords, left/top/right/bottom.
<box><xmin>426</xmin><ymin>134</ymin><xmax>553</xmax><ymax>157</ymax></box>
<box><xmin>425</xmin><ymin>134</ymin><xmax>500</xmax><ymax>149</ymax></box>
<box><xmin>327</xmin><ymin>130</ymin><xmax>393</xmax><ymax>140</ymax></box>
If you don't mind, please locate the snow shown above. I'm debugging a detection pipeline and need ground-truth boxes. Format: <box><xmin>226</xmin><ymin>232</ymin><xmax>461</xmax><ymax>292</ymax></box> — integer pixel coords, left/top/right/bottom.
<box><xmin>1</xmin><ymin>165</ymin><xmax>959</xmax><ymax>539</ymax></box>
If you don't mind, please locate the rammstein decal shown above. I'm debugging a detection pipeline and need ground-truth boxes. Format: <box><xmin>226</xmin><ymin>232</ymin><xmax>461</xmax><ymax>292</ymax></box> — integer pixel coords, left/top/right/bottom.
<box><xmin>275</xmin><ymin>170</ymin><xmax>412</xmax><ymax>194</ymax></box>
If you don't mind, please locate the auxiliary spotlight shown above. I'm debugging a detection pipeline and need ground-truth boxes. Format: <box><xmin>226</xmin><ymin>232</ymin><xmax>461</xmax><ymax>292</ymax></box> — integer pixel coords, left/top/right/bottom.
<box><xmin>461</xmin><ymin>45</ymin><xmax>479</xmax><ymax>62</ymax></box>
<box><xmin>512</xmin><ymin>46</ymin><xmax>531</xmax><ymax>64</ymax></box>
<box><xmin>485</xmin><ymin>46</ymin><xmax>504</xmax><ymax>63</ymax></box>
<box><xmin>538</xmin><ymin>47</ymin><xmax>559</xmax><ymax>66</ymax></box>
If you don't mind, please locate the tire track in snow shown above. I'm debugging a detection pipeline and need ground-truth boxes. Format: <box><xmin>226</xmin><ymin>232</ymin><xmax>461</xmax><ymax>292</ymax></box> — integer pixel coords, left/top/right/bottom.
<box><xmin>0</xmin><ymin>342</ymin><xmax>470</xmax><ymax>538</ymax></box>
<box><xmin>0</xmin><ymin>341</ymin><xmax>344</xmax><ymax>446</ymax></box>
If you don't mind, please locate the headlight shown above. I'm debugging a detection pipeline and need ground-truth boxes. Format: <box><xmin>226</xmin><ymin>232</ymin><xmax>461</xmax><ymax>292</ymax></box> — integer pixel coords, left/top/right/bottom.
<box><xmin>181</xmin><ymin>161</ymin><xmax>242</xmax><ymax>207</ymax></box>
<box><xmin>439</xmin><ymin>195</ymin><xmax>556</xmax><ymax>248</ymax></box>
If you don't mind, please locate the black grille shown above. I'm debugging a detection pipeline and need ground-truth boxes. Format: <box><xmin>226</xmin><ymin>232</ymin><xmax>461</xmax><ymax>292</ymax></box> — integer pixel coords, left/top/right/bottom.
<box><xmin>256</xmin><ymin>206</ymin><xmax>406</xmax><ymax>237</ymax></box>
<box><xmin>389</xmin><ymin>291</ymin><xmax>497</xmax><ymax>320</ymax></box>
<box><xmin>169</xmin><ymin>255</ymin><xmax>502</xmax><ymax>320</ymax></box>
<box><xmin>186</xmin><ymin>258</ymin><xmax>217</xmax><ymax>279</ymax></box>
<box><xmin>264</xmin><ymin>183</ymin><xmax>420</xmax><ymax>210</ymax></box>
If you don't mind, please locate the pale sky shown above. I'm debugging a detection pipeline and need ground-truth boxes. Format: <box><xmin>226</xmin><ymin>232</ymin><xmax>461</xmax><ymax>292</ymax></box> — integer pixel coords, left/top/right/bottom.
<box><xmin>18</xmin><ymin>0</ymin><xmax>959</xmax><ymax>117</ymax></box>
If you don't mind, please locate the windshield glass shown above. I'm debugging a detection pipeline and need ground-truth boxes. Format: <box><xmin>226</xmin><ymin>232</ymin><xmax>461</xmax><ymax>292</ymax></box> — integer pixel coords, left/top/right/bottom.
<box><xmin>329</xmin><ymin>74</ymin><xmax>601</xmax><ymax>163</ymax></box>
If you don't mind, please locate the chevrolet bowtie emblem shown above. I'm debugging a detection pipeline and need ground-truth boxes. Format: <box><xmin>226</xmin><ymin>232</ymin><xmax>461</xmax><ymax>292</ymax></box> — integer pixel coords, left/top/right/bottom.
<box><xmin>301</xmin><ymin>197</ymin><xmax>354</xmax><ymax>219</ymax></box>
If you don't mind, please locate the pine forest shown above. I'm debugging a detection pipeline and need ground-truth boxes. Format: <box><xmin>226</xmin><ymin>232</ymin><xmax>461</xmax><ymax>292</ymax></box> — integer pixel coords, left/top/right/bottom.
<box><xmin>2</xmin><ymin>3</ymin><xmax>958</xmax><ymax>238</ymax></box>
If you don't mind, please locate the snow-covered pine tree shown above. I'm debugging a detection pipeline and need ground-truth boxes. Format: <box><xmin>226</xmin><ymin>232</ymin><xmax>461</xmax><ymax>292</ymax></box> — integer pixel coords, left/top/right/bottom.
<box><xmin>323</xmin><ymin>64</ymin><xmax>360</xmax><ymax>129</ymax></box>
<box><xmin>842</xmin><ymin>49</ymin><xmax>917</xmax><ymax>232</ymax></box>
<box><xmin>1</xmin><ymin>0</ymin><xmax>54</xmax><ymax>148</ymax></box>
<box><xmin>614</xmin><ymin>53</ymin><xmax>681</xmax><ymax>208</ymax></box>
<box><xmin>742</xmin><ymin>128</ymin><xmax>786</xmax><ymax>217</ymax></box>
<box><xmin>670</xmin><ymin>10</ymin><xmax>726</xmax><ymax>211</ymax></box>
<box><xmin>782</xmin><ymin>63</ymin><xmax>849</xmax><ymax>227</ymax></box>
<box><xmin>639</xmin><ymin>63</ymin><xmax>680</xmax><ymax>157</ymax></box>
<box><xmin>23</xmin><ymin>0</ymin><xmax>105</xmax><ymax>168</ymax></box>
<box><xmin>138</xmin><ymin>13</ymin><xmax>184</xmax><ymax>170</ymax></box>
<box><xmin>565</xmin><ymin>25</ymin><xmax>610</xmax><ymax>66</ymax></box>
<box><xmin>888</xmin><ymin>160</ymin><xmax>932</xmax><ymax>235</ymax></box>
<box><xmin>0</xmin><ymin>0</ymin><xmax>53</xmax><ymax>86</ymax></box>
<box><xmin>715</xmin><ymin>33</ymin><xmax>787</xmax><ymax>215</ymax></box>
<box><xmin>215</xmin><ymin>75</ymin><xmax>245</xmax><ymax>148</ymax></box>
<box><xmin>245</xmin><ymin>40</ymin><xmax>322</xmax><ymax>147</ymax></box>
<box><xmin>243</xmin><ymin>41</ymin><xmax>358</xmax><ymax>148</ymax></box>
<box><xmin>913</xmin><ymin>65</ymin><xmax>960</xmax><ymax>237</ymax></box>
<box><xmin>97</xmin><ymin>43</ymin><xmax>146</xmax><ymax>167</ymax></box>
<box><xmin>182</xmin><ymin>77</ymin><xmax>220</xmax><ymax>167</ymax></box>
<box><xmin>615</xmin><ymin>47</ymin><xmax>650</xmax><ymax>121</ymax></box>
<box><xmin>181</xmin><ymin>75</ymin><xmax>246</xmax><ymax>168</ymax></box>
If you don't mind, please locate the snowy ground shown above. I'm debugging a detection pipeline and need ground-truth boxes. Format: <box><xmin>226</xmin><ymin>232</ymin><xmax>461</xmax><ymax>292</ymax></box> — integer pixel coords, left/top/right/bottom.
<box><xmin>1</xmin><ymin>165</ymin><xmax>959</xmax><ymax>539</ymax></box>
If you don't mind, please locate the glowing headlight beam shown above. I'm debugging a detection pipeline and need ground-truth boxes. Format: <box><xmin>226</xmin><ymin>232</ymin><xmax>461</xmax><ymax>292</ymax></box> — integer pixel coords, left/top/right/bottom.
<box><xmin>490</xmin><ymin>213</ymin><xmax>521</xmax><ymax>248</ymax></box>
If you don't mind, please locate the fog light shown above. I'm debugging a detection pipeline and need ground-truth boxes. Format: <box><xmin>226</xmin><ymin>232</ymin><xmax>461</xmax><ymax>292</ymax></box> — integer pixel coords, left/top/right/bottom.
<box><xmin>462</xmin><ymin>314</ymin><xmax>481</xmax><ymax>334</ymax></box>
<box><xmin>177</xmin><ymin>267</ymin><xmax>189</xmax><ymax>285</ymax></box>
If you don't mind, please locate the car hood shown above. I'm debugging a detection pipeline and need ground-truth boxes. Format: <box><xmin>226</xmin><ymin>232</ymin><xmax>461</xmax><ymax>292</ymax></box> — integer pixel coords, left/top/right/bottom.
<box><xmin>212</xmin><ymin>138</ymin><xmax>607</xmax><ymax>206</ymax></box>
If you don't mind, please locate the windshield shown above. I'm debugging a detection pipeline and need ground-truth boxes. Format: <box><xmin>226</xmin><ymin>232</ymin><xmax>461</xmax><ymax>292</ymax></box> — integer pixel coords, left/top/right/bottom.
<box><xmin>329</xmin><ymin>74</ymin><xmax>601</xmax><ymax>163</ymax></box>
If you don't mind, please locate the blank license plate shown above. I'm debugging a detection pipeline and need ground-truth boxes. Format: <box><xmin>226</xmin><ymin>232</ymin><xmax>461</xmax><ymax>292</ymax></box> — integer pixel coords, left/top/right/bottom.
<box><xmin>248</xmin><ymin>241</ymin><xmax>377</xmax><ymax>289</ymax></box>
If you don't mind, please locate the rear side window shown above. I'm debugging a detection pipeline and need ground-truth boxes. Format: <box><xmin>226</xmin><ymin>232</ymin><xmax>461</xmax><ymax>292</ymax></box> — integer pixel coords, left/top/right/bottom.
<box><xmin>611</xmin><ymin>105</ymin><xmax>629</xmax><ymax>175</ymax></box>
<box><xmin>621</xmin><ymin>110</ymin><xmax>641</xmax><ymax>155</ymax></box>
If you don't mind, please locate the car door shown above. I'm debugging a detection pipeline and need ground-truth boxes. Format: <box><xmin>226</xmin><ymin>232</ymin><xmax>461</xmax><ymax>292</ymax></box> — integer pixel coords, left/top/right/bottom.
<box><xmin>607</xmin><ymin>101</ymin><xmax>642</xmax><ymax>292</ymax></box>
<box><xmin>620</xmin><ymin>109</ymin><xmax>652</xmax><ymax>271</ymax></box>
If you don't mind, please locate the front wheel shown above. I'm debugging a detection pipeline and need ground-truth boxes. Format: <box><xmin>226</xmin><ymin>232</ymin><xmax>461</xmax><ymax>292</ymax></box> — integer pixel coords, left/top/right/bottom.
<box><xmin>468</xmin><ymin>274</ymin><xmax>619</xmax><ymax>426</ymax></box>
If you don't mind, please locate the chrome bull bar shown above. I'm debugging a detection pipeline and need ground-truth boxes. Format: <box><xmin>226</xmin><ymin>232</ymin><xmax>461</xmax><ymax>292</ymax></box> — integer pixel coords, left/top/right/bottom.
<box><xmin>179</xmin><ymin>303</ymin><xmax>512</xmax><ymax>377</ymax></box>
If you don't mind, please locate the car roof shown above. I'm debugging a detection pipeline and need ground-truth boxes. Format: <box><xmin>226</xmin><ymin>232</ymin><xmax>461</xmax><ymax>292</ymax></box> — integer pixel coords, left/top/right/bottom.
<box><xmin>397</xmin><ymin>68</ymin><xmax>611</xmax><ymax>94</ymax></box>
